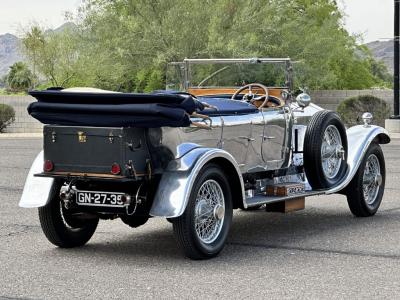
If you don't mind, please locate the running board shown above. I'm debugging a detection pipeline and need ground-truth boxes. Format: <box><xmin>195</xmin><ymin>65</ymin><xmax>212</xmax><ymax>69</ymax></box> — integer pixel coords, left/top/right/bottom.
<box><xmin>245</xmin><ymin>190</ymin><xmax>325</xmax><ymax>208</ymax></box>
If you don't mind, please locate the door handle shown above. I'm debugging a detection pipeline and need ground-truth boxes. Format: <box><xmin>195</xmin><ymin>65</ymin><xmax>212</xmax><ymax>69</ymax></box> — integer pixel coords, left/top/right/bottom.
<box><xmin>238</xmin><ymin>136</ymin><xmax>255</xmax><ymax>142</ymax></box>
<box><xmin>260</xmin><ymin>135</ymin><xmax>276</xmax><ymax>141</ymax></box>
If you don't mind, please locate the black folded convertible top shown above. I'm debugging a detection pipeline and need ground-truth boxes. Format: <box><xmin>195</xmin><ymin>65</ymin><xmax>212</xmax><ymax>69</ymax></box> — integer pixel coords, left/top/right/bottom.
<box><xmin>28</xmin><ymin>89</ymin><xmax>203</xmax><ymax>128</ymax></box>
<box><xmin>29</xmin><ymin>90</ymin><xmax>198</xmax><ymax>107</ymax></box>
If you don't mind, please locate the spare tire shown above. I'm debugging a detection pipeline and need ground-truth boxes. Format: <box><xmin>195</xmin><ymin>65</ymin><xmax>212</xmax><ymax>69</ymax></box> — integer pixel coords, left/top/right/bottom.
<box><xmin>303</xmin><ymin>110</ymin><xmax>348</xmax><ymax>189</ymax></box>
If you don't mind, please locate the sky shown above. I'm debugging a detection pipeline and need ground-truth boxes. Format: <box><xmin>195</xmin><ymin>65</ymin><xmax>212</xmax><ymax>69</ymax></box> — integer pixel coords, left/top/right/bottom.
<box><xmin>0</xmin><ymin>0</ymin><xmax>395</xmax><ymax>43</ymax></box>
<box><xmin>0</xmin><ymin>0</ymin><xmax>80</xmax><ymax>35</ymax></box>
<box><xmin>338</xmin><ymin>0</ymin><xmax>393</xmax><ymax>42</ymax></box>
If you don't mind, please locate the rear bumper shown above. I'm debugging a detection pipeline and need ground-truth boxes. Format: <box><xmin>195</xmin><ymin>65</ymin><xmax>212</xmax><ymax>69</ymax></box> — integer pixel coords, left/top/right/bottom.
<box><xmin>34</xmin><ymin>172</ymin><xmax>134</xmax><ymax>182</ymax></box>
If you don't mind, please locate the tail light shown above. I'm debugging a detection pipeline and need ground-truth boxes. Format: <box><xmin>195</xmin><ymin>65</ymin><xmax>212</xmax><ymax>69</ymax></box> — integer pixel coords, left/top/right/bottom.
<box><xmin>43</xmin><ymin>160</ymin><xmax>54</xmax><ymax>172</ymax></box>
<box><xmin>111</xmin><ymin>163</ymin><xmax>121</xmax><ymax>175</ymax></box>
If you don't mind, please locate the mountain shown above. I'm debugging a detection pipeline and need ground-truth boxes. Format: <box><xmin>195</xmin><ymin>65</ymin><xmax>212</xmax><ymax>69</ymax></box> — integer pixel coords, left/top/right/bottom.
<box><xmin>50</xmin><ymin>22</ymin><xmax>77</xmax><ymax>34</ymax></box>
<box><xmin>365</xmin><ymin>40</ymin><xmax>394</xmax><ymax>73</ymax></box>
<box><xmin>0</xmin><ymin>23</ymin><xmax>76</xmax><ymax>83</ymax></box>
<box><xmin>0</xmin><ymin>33</ymin><xmax>23</xmax><ymax>81</ymax></box>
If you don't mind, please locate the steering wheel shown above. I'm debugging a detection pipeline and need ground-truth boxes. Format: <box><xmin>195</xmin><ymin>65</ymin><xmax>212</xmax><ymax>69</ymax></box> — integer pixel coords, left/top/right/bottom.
<box><xmin>231</xmin><ymin>83</ymin><xmax>270</xmax><ymax>109</ymax></box>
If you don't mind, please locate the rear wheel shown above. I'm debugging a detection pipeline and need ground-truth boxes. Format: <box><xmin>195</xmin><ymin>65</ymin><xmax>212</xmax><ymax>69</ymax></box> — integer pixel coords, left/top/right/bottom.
<box><xmin>172</xmin><ymin>164</ymin><xmax>233</xmax><ymax>260</ymax></box>
<box><xmin>38</xmin><ymin>183</ymin><xmax>99</xmax><ymax>248</ymax></box>
<box><xmin>346</xmin><ymin>143</ymin><xmax>385</xmax><ymax>217</ymax></box>
<box><xmin>304</xmin><ymin>111</ymin><xmax>348</xmax><ymax>189</ymax></box>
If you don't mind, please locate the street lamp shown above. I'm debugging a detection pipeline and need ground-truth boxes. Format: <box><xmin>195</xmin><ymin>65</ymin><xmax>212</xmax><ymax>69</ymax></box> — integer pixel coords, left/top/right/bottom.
<box><xmin>385</xmin><ymin>1</ymin><xmax>400</xmax><ymax>131</ymax></box>
<box><xmin>394</xmin><ymin>0</ymin><xmax>400</xmax><ymax>118</ymax></box>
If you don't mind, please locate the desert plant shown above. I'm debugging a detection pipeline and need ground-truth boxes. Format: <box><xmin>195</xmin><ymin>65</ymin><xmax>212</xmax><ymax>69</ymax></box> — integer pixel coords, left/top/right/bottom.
<box><xmin>337</xmin><ymin>95</ymin><xmax>390</xmax><ymax>127</ymax></box>
<box><xmin>0</xmin><ymin>104</ymin><xmax>16</xmax><ymax>132</ymax></box>
<box><xmin>6</xmin><ymin>62</ymin><xmax>34</xmax><ymax>93</ymax></box>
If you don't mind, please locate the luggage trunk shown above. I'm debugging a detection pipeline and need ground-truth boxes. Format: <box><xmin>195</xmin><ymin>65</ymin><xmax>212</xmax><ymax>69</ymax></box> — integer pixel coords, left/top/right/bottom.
<box><xmin>43</xmin><ymin>125</ymin><xmax>150</xmax><ymax>178</ymax></box>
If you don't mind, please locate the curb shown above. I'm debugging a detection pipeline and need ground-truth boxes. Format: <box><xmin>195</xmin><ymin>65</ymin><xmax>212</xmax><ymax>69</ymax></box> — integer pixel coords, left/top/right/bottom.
<box><xmin>0</xmin><ymin>133</ymin><xmax>42</xmax><ymax>139</ymax></box>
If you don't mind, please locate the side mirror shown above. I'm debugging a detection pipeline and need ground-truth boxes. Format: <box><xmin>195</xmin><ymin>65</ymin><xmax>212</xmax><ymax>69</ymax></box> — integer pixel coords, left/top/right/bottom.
<box><xmin>296</xmin><ymin>93</ymin><xmax>311</xmax><ymax>108</ymax></box>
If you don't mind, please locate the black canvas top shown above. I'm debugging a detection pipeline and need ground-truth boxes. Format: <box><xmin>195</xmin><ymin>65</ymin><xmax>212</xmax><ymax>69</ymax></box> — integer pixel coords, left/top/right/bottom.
<box><xmin>28</xmin><ymin>89</ymin><xmax>259</xmax><ymax>127</ymax></box>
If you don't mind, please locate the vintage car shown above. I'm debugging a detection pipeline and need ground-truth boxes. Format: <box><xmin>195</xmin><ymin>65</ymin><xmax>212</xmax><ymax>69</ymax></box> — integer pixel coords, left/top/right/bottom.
<box><xmin>20</xmin><ymin>58</ymin><xmax>390</xmax><ymax>259</ymax></box>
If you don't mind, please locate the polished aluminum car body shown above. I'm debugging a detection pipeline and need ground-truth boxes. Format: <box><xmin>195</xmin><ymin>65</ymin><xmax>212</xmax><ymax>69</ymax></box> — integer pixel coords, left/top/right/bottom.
<box><xmin>20</xmin><ymin>58</ymin><xmax>391</xmax><ymax>220</ymax></box>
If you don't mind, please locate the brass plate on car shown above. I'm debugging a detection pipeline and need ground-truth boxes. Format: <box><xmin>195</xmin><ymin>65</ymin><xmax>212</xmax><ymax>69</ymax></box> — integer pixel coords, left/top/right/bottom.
<box><xmin>77</xmin><ymin>131</ymin><xmax>87</xmax><ymax>143</ymax></box>
<box><xmin>266</xmin><ymin>182</ymin><xmax>305</xmax><ymax>196</ymax></box>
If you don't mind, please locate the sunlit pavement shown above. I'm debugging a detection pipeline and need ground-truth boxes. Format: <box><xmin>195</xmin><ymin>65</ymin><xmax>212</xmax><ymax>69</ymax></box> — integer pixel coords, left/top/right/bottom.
<box><xmin>1</xmin><ymin>137</ymin><xmax>400</xmax><ymax>299</ymax></box>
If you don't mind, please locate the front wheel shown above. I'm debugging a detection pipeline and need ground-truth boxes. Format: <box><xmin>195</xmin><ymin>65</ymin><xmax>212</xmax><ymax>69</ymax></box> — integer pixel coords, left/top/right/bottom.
<box><xmin>38</xmin><ymin>183</ymin><xmax>99</xmax><ymax>248</ymax></box>
<box><xmin>346</xmin><ymin>143</ymin><xmax>385</xmax><ymax>217</ymax></box>
<box><xmin>172</xmin><ymin>164</ymin><xmax>233</xmax><ymax>260</ymax></box>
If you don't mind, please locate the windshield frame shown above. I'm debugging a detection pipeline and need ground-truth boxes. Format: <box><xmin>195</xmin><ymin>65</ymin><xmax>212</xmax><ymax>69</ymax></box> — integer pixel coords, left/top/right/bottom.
<box><xmin>167</xmin><ymin>58</ymin><xmax>293</xmax><ymax>92</ymax></box>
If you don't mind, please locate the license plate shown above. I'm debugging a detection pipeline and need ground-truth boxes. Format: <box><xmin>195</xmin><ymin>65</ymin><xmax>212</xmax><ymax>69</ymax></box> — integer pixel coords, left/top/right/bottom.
<box><xmin>76</xmin><ymin>191</ymin><xmax>125</xmax><ymax>207</ymax></box>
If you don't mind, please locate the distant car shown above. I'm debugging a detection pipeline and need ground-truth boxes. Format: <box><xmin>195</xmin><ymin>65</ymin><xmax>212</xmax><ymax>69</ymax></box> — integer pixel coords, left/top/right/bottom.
<box><xmin>20</xmin><ymin>58</ymin><xmax>390</xmax><ymax>259</ymax></box>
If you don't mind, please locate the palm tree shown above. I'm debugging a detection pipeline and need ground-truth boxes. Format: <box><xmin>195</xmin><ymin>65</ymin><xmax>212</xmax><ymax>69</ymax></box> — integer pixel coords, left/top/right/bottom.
<box><xmin>22</xmin><ymin>26</ymin><xmax>45</xmax><ymax>88</ymax></box>
<box><xmin>6</xmin><ymin>62</ymin><xmax>34</xmax><ymax>92</ymax></box>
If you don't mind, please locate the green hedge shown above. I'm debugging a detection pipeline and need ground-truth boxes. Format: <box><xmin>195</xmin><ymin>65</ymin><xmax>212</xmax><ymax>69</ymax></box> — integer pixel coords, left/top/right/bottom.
<box><xmin>337</xmin><ymin>95</ymin><xmax>390</xmax><ymax>127</ymax></box>
<box><xmin>0</xmin><ymin>104</ymin><xmax>16</xmax><ymax>132</ymax></box>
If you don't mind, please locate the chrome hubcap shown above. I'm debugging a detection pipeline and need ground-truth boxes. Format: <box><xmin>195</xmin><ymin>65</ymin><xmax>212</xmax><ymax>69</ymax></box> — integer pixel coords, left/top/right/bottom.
<box><xmin>214</xmin><ymin>204</ymin><xmax>225</xmax><ymax>220</ymax></box>
<box><xmin>194</xmin><ymin>179</ymin><xmax>225</xmax><ymax>244</ymax></box>
<box><xmin>321</xmin><ymin>125</ymin><xmax>344</xmax><ymax>179</ymax></box>
<box><xmin>363</xmin><ymin>154</ymin><xmax>381</xmax><ymax>205</ymax></box>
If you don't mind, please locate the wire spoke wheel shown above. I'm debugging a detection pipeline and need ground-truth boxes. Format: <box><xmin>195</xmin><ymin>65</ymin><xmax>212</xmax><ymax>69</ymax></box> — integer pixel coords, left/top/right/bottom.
<box><xmin>172</xmin><ymin>164</ymin><xmax>232</xmax><ymax>259</ymax></box>
<box><xmin>346</xmin><ymin>143</ymin><xmax>385</xmax><ymax>217</ymax></box>
<box><xmin>321</xmin><ymin>125</ymin><xmax>344</xmax><ymax>179</ymax></box>
<box><xmin>194</xmin><ymin>179</ymin><xmax>225</xmax><ymax>244</ymax></box>
<box><xmin>362</xmin><ymin>154</ymin><xmax>381</xmax><ymax>205</ymax></box>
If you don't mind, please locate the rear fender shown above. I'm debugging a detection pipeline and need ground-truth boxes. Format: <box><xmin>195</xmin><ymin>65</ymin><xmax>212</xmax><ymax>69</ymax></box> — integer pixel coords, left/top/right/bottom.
<box><xmin>19</xmin><ymin>151</ymin><xmax>55</xmax><ymax>208</ymax></box>
<box><xmin>327</xmin><ymin>125</ymin><xmax>390</xmax><ymax>194</ymax></box>
<box><xmin>149</xmin><ymin>148</ymin><xmax>245</xmax><ymax>218</ymax></box>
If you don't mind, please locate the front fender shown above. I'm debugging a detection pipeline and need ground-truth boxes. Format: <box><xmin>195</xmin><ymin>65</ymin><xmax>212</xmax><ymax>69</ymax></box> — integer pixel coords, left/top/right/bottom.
<box><xmin>327</xmin><ymin>125</ymin><xmax>390</xmax><ymax>194</ymax></box>
<box><xmin>149</xmin><ymin>148</ymin><xmax>245</xmax><ymax>218</ymax></box>
<box><xmin>19</xmin><ymin>151</ymin><xmax>55</xmax><ymax>208</ymax></box>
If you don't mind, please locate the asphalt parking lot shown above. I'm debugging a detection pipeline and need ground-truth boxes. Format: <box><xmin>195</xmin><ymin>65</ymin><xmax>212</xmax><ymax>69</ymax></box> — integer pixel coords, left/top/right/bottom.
<box><xmin>1</xmin><ymin>137</ymin><xmax>400</xmax><ymax>299</ymax></box>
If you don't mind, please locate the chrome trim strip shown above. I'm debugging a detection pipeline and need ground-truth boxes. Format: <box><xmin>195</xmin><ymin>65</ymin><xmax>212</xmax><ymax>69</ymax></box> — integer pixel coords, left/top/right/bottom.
<box><xmin>246</xmin><ymin>190</ymin><xmax>324</xmax><ymax>207</ymax></box>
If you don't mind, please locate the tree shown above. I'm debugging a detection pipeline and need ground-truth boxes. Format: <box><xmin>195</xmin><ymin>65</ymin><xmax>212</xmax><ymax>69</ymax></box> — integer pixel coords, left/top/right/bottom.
<box><xmin>22</xmin><ymin>26</ymin><xmax>80</xmax><ymax>88</ymax></box>
<box><xmin>22</xmin><ymin>0</ymin><xmax>393</xmax><ymax>91</ymax></box>
<box><xmin>22</xmin><ymin>26</ymin><xmax>45</xmax><ymax>88</ymax></box>
<box><xmin>6</xmin><ymin>62</ymin><xmax>34</xmax><ymax>92</ymax></box>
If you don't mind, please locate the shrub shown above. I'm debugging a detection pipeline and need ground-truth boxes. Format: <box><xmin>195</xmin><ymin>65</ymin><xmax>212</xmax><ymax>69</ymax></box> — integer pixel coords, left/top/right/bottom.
<box><xmin>336</xmin><ymin>95</ymin><xmax>390</xmax><ymax>127</ymax></box>
<box><xmin>0</xmin><ymin>104</ymin><xmax>16</xmax><ymax>132</ymax></box>
<box><xmin>6</xmin><ymin>62</ymin><xmax>34</xmax><ymax>93</ymax></box>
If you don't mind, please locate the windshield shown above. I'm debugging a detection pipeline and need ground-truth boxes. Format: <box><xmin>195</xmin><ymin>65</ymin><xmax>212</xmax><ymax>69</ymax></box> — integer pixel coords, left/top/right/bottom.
<box><xmin>166</xmin><ymin>59</ymin><xmax>291</xmax><ymax>91</ymax></box>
